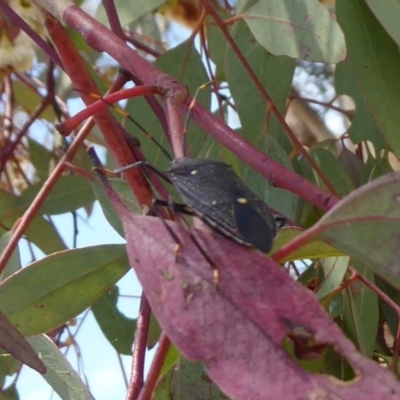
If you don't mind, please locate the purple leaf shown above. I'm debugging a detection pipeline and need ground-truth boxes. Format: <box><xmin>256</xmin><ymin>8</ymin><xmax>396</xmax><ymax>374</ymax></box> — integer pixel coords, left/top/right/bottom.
<box><xmin>120</xmin><ymin>210</ymin><xmax>400</xmax><ymax>399</ymax></box>
<box><xmin>0</xmin><ymin>308</ymin><xmax>45</xmax><ymax>373</ymax></box>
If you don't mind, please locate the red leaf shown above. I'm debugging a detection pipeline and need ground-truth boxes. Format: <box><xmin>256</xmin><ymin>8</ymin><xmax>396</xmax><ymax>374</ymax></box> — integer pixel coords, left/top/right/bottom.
<box><xmin>121</xmin><ymin>211</ymin><xmax>400</xmax><ymax>399</ymax></box>
<box><xmin>0</xmin><ymin>309</ymin><xmax>46</xmax><ymax>373</ymax></box>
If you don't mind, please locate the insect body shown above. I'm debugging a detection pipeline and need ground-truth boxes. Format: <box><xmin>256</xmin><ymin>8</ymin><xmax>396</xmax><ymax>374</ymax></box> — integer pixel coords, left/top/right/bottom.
<box><xmin>167</xmin><ymin>157</ymin><xmax>280</xmax><ymax>253</ymax></box>
<box><xmin>95</xmin><ymin>84</ymin><xmax>283</xmax><ymax>253</ymax></box>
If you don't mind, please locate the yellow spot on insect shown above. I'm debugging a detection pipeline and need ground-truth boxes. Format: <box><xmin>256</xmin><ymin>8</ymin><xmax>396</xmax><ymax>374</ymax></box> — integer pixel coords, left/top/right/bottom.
<box><xmin>237</xmin><ymin>197</ymin><xmax>248</xmax><ymax>204</ymax></box>
<box><xmin>213</xmin><ymin>269</ymin><xmax>220</xmax><ymax>285</ymax></box>
<box><xmin>191</xmin><ymin>169</ymin><xmax>198</xmax><ymax>175</ymax></box>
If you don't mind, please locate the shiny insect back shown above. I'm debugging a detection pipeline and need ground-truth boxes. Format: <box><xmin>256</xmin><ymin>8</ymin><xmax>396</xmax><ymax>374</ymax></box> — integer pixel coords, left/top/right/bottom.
<box><xmin>167</xmin><ymin>157</ymin><xmax>280</xmax><ymax>253</ymax></box>
<box><xmin>112</xmin><ymin>82</ymin><xmax>284</xmax><ymax>253</ymax></box>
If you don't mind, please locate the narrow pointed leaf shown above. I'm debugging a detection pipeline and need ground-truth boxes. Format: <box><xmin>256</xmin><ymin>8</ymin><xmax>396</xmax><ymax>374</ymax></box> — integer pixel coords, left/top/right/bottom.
<box><xmin>242</xmin><ymin>0</ymin><xmax>346</xmax><ymax>62</ymax></box>
<box><xmin>343</xmin><ymin>264</ymin><xmax>378</xmax><ymax>357</ymax></box>
<box><xmin>0</xmin><ymin>245</ymin><xmax>129</xmax><ymax>336</ymax></box>
<box><xmin>16</xmin><ymin>176</ymin><xmax>96</xmax><ymax>216</ymax></box>
<box><xmin>0</xmin><ymin>309</ymin><xmax>45</xmax><ymax>373</ymax></box>
<box><xmin>272</xmin><ymin>227</ymin><xmax>344</xmax><ymax>262</ymax></box>
<box><xmin>293</xmin><ymin>171</ymin><xmax>400</xmax><ymax>289</ymax></box>
<box><xmin>337</xmin><ymin>0</ymin><xmax>400</xmax><ymax>157</ymax></box>
<box><xmin>365</xmin><ymin>0</ymin><xmax>400</xmax><ymax>46</ymax></box>
<box><xmin>91</xmin><ymin>286</ymin><xmax>135</xmax><ymax>355</ymax></box>
<box><xmin>117</xmin><ymin>208</ymin><xmax>400</xmax><ymax>399</ymax></box>
<box><xmin>28</xmin><ymin>335</ymin><xmax>94</xmax><ymax>400</ymax></box>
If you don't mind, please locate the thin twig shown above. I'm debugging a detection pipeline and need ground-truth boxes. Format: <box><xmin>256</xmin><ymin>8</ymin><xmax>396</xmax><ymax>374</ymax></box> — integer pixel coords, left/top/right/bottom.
<box><xmin>126</xmin><ymin>293</ymin><xmax>151</xmax><ymax>400</ymax></box>
<box><xmin>138</xmin><ymin>333</ymin><xmax>171</xmax><ymax>400</ymax></box>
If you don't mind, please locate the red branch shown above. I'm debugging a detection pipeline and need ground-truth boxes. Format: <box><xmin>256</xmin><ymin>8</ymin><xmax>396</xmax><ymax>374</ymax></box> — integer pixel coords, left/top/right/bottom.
<box><xmin>138</xmin><ymin>333</ymin><xmax>171</xmax><ymax>400</ymax></box>
<box><xmin>58</xmin><ymin>85</ymin><xmax>166</xmax><ymax>136</ymax></box>
<box><xmin>60</xmin><ymin>5</ymin><xmax>339</xmax><ymax>212</ymax></box>
<box><xmin>126</xmin><ymin>294</ymin><xmax>152</xmax><ymax>400</ymax></box>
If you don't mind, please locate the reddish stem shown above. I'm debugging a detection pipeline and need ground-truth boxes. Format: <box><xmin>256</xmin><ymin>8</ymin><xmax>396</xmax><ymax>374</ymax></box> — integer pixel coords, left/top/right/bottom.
<box><xmin>272</xmin><ymin>228</ymin><xmax>318</xmax><ymax>263</ymax></box>
<box><xmin>160</xmin><ymin>79</ymin><xmax>189</xmax><ymax>158</ymax></box>
<box><xmin>61</xmin><ymin>5</ymin><xmax>339</xmax><ymax>212</ymax></box>
<box><xmin>138</xmin><ymin>333</ymin><xmax>171</xmax><ymax>400</ymax></box>
<box><xmin>126</xmin><ymin>293</ymin><xmax>151</xmax><ymax>400</ymax></box>
<box><xmin>289</xmin><ymin>94</ymin><xmax>354</xmax><ymax>118</ymax></box>
<box><xmin>201</xmin><ymin>0</ymin><xmax>339</xmax><ymax>197</ymax></box>
<box><xmin>392</xmin><ymin>323</ymin><xmax>400</xmax><ymax>376</ymax></box>
<box><xmin>0</xmin><ymin>119</ymin><xmax>94</xmax><ymax>273</ymax></box>
<box><xmin>350</xmin><ymin>267</ymin><xmax>400</xmax><ymax>375</ymax></box>
<box><xmin>102</xmin><ymin>0</ymin><xmax>124</xmax><ymax>38</ymax></box>
<box><xmin>0</xmin><ymin>95</ymin><xmax>51</xmax><ymax>173</ymax></box>
<box><xmin>58</xmin><ymin>85</ymin><xmax>165</xmax><ymax>136</ymax></box>
<box><xmin>45</xmin><ymin>12</ymin><xmax>155</xmax><ymax>210</ymax></box>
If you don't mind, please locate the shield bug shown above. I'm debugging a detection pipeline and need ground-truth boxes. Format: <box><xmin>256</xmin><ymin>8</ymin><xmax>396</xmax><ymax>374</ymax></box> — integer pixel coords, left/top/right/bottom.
<box><xmin>116</xmin><ymin>127</ymin><xmax>284</xmax><ymax>254</ymax></box>
<box><xmin>83</xmin><ymin>84</ymin><xmax>285</xmax><ymax>253</ymax></box>
<box><xmin>166</xmin><ymin>157</ymin><xmax>282</xmax><ymax>253</ymax></box>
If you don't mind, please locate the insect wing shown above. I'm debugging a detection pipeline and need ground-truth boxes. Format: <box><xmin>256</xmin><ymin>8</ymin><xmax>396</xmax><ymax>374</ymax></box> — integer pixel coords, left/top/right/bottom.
<box><xmin>168</xmin><ymin>158</ymin><xmax>276</xmax><ymax>252</ymax></box>
<box><xmin>233</xmin><ymin>199</ymin><xmax>275</xmax><ymax>252</ymax></box>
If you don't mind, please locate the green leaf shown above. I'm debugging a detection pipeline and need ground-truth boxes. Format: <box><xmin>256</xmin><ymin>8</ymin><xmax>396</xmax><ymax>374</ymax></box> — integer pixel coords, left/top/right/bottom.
<box><xmin>0</xmin><ymin>189</ymin><xmax>66</xmax><ymax>255</ymax></box>
<box><xmin>304</xmin><ymin>171</ymin><xmax>400</xmax><ymax>289</ymax></box>
<box><xmin>272</xmin><ymin>227</ymin><xmax>344</xmax><ymax>262</ymax></box>
<box><xmin>153</xmin><ymin>345</ymin><xmax>180</xmax><ymax>400</ymax></box>
<box><xmin>96</xmin><ymin>0</ymin><xmax>164</xmax><ymax>27</ymax></box>
<box><xmin>16</xmin><ymin>176</ymin><xmax>96</xmax><ymax>216</ymax></box>
<box><xmin>317</xmin><ymin>256</ymin><xmax>349</xmax><ymax>301</ymax></box>
<box><xmin>170</xmin><ymin>358</ymin><xmax>227</xmax><ymax>399</ymax></box>
<box><xmin>124</xmin><ymin>40</ymin><xmax>211</xmax><ymax>172</ymax></box>
<box><xmin>25</xmin><ymin>217</ymin><xmax>67</xmax><ymax>255</ymax></box>
<box><xmin>206</xmin><ymin>13</ymin><xmax>229</xmax><ymax>82</ymax></box>
<box><xmin>0</xmin><ymin>349</ymin><xmax>20</xmax><ymax>387</ymax></box>
<box><xmin>92</xmin><ymin>178</ymin><xmax>140</xmax><ymax>238</ymax></box>
<box><xmin>0</xmin><ymin>384</ymin><xmax>19</xmax><ymax>399</ymax></box>
<box><xmin>157</xmin><ymin>42</ymin><xmax>211</xmax><ymax>157</ymax></box>
<box><xmin>335</xmin><ymin>62</ymin><xmax>385</xmax><ymax>151</ymax></box>
<box><xmin>160</xmin><ymin>345</ymin><xmax>180</xmax><ymax>378</ymax></box>
<box><xmin>365</xmin><ymin>0</ymin><xmax>400</xmax><ymax>46</ymax></box>
<box><xmin>155</xmin><ymin>356</ymin><xmax>227</xmax><ymax>400</ymax></box>
<box><xmin>338</xmin><ymin>147</ymin><xmax>366</xmax><ymax>189</ymax></box>
<box><xmin>92</xmin><ymin>286</ymin><xmax>135</xmax><ymax>355</ymax></box>
<box><xmin>0</xmin><ymin>245</ymin><xmax>129</xmax><ymax>336</ymax></box>
<box><xmin>310</xmin><ymin>147</ymin><xmax>355</xmax><ymax>196</ymax></box>
<box><xmin>147</xmin><ymin>311</ymin><xmax>162</xmax><ymax>349</ymax></box>
<box><xmin>28</xmin><ymin>335</ymin><xmax>94</xmax><ymax>400</ymax></box>
<box><xmin>0</xmin><ymin>232</ymin><xmax>21</xmax><ymax>282</ymax></box>
<box><xmin>28</xmin><ymin>139</ymin><xmax>53</xmax><ymax>181</ymax></box>
<box><xmin>0</xmin><ymin>189</ymin><xmax>17</xmax><ymax>235</ymax></box>
<box><xmin>242</xmin><ymin>0</ymin><xmax>346</xmax><ymax>62</ymax></box>
<box><xmin>226</xmin><ymin>21</ymin><xmax>295</xmax><ymax>148</ymax></box>
<box><xmin>336</xmin><ymin>0</ymin><xmax>400</xmax><ymax>158</ymax></box>
<box><xmin>225</xmin><ymin>21</ymin><xmax>296</xmax><ymax>217</ymax></box>
<box><xmin>0</xmin><ymin>309</ymin><xmax>45</xmax><ymax>373</ymax></box>
<box><xmin>12</xmin><ymin>81</ymin><xmax>56</xmax><ymax>122</ymax></box>
<box><xmin>342</xmin><ymin>262</ymin><xmax>378</xmax><ymax>357</ymax></box>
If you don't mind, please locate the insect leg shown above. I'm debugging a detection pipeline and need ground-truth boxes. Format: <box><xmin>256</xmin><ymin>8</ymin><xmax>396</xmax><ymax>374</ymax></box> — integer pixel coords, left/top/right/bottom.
<box><xmin>151</xmin><ymin>199</ymin><xmax>184</xmax><ymax>260</ymax></box>
<box><xmin>153</xmin><ymin>199</ymin><xmax>220</xmax><ymax>285</ymax></box>
<box><xmin>274</xmin><ymin>215</ymin><xmax>286</xmax><ymax>229</ymax></box>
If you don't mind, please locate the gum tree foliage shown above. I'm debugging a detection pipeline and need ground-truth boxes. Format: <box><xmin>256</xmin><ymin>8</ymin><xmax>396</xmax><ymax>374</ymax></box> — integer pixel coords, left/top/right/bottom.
<box><xmin>1</xmin><ymin>0</ymin><xmax>400</xmax><ymax>399</ymax></box>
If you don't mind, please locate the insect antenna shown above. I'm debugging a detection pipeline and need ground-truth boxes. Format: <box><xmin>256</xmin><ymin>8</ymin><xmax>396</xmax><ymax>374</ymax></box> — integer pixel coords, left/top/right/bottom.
<box><xmin>181</xmin><ymin>81</ymin><xmax>214</xmax><ymax>157</ymax></box>
<box><xmin>77</xmin><ymin>89</ymin><xmax>173</xmax><ymax>163</ymax></box>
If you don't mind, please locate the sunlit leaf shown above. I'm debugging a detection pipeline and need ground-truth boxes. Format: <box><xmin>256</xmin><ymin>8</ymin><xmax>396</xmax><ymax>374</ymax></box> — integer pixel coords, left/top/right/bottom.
<box><xmin>92</xmin><ymin>286</ymin><xmax>135</xmax><ymax>355</ymax></box>
<box><xmin>293</xmin><ymin>171</ymin><xmax>400</xmax><ymax>289</ymax></box>
<box><xmin>16</xmin><ymin>176</ymin><xmax>96</xmax><ymax>216</ymax></box>
<box><xmin>28</xmin><ymin>335</ymin><xmax>94</xmax><ymax>400</ymax></box>
<box><xmin>337</xmin><ymin>0</ymin><xmax>400</xmax><ymax>157</ymax></box>
<box><xmin>0</xmin><ymin>245</ymin><xmax>129</xmax><ymax>336</ymax></box>
<box><xmin>0</xmin><ymin>309</ymin><xmax>45</xmax><ymax>373</ymax></box>
<box><xmin>242</xmin><ymin>0</ymin><xmax>346</xmax><ymax>62</ymax></box>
